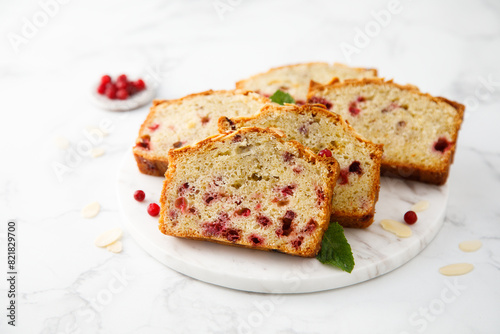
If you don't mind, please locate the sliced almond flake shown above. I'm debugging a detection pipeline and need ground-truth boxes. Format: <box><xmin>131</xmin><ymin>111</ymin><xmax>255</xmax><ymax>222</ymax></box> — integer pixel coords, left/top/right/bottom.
<box><xmin>459</xmin><ymin>240</ymin><xmax>482</xmax><ymax>252</ymax></box>
<box><xmin>81</xmin><ymin>201</ymin><xmax>100</xmax><ymax>218</ymax></box>
<box><xmin>439</xmin><ymin>263</ymin><xmax>474</xmax><ymax>276</ymax></box>
<box><xmin>91</xmin><ymin>147</ymin><xmax>105</xmax><ymax>158</ymax></box>
<box><xmin>380</xmin><ymin>219</ymin><xmax>412</xmax><ymax>238</ymax></box>
<box><xmin>95</xmin><ymin>228</ymin><xmax>123</xmax><ymax>248</ymax></box>
<box><xmin>106</xmin><ymin>240</ymin><xmax>123</xmax><ymax>253</ymax></box>
<box><xmin>54</xmin><ymin>136</ymin><xmax>70</xmax><ymax>150</ymax></box>
<box><xmin>411</xmin><ymin>200</ymin><xmax>430</xmax><ymax>212</ymax></box>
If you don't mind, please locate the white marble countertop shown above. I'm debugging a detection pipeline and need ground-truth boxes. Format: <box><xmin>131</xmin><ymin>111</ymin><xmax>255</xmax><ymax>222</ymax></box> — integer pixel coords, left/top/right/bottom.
<box><xmin>1</xmin><ymin>0</ymin><xmax>499</xmax><ymax>333</ymax></box>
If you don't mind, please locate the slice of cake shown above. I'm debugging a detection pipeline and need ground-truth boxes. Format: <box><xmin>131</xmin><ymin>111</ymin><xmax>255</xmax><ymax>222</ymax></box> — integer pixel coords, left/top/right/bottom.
<box><xmin>219</xmin><ymin>104</ymin><xmax>383</xmax><ymax>228</ymax></box>
<box><xmin>133</xmin><ymin>90</ymin><xmax>269</xmax><ymax>176</ymax></box>
<box><xmin>159</xmin><ymin>127</ymin><xmax>340</xmax><ymax>257</ymax></box>
<box><xmin>307</xmin><ymin>78</ymin><xmax>465</xmax><ymax>185</ymax></box>
<box><xmin>235</xmin><ymin>62</ymin><xmax>377</xmax><ymax>103</ymax></box>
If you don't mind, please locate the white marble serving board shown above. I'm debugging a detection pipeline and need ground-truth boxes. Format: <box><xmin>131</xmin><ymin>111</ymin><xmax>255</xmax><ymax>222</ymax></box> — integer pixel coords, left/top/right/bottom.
<box><xmin>116</xmin><ymin>151</ymin><xmax>448</xmax><ymax>293</ymax></box>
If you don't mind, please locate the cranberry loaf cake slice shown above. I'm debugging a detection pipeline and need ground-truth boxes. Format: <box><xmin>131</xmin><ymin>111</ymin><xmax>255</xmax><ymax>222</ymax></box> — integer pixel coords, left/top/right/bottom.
<box><xmin>236</xmin><ymin>62</ymin><xmax>377</xmax><ymax>103</ymax></box>
<box><xmin>219</xmin><ymin>104</ymin><xmax>383</xmax><ymax>228</ymax></box>
<box><xmin>307</xmin><ymin>78</ymin><xmax>465</xmax><ymax>185</ymax></box>
<box><xmin>159</xmin><ymin>127</ymin><xmax>340</xmax><ymax>257</ymax></box>
<box><xmin>133</xmin><ymin>90</ymin><xmax>269</xmax><ymax>176</ymax></box>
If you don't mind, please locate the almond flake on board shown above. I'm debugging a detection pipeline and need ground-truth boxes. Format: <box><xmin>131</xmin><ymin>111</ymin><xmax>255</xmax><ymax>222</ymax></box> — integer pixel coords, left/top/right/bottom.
<box><xmin>81</xmin><ymin>201</ymin><xmax>100</xmax><ymax>218</ymax></box>
<box><xmin>95</xmin><ymin>228</ymin><xmax>123</xmax><ymax>248</ymax></box>
<box><xmin>380</xmin><ymin>219</ymin><xmax>412</xmax><ymax>238</ymax></box>
<box><xmin>54</xmin><ymin>136</ymin><xmax>70</xmax><ymax>150</ymax></box>
<box><xmin>411</xmin><ymin>200</ymin><xmax>430</xmax><ymax>212</ymax></box>
<box><xmin>91</xmin><ymin>147</ymin><xmax>105</xmax><ymax>158</ymax></box>
<box><xmin>459</xmin><ymin>240</ymin><xmax>482</xmax><ymax>252</ymax></box>
<box><xmin>106</xmin><ymin>240</ymin><xmax>123</xmax><ymax>253</ymax></box>
<box><xmin>439</xmin><ymin>263</ymin><xmax>474</xmax><ymax>276</ymax></box>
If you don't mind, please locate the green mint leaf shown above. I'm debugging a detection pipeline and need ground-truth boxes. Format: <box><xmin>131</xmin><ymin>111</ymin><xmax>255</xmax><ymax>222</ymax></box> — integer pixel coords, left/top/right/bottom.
<box><xmin>316</xmin><ymin>222</ymin><xmax>355</xmax><ymax>273</ymax></box>
<box><xmin>269</xmin><ymin>90</ymin><xmax>295</xmax><ymax>105</ymax></box>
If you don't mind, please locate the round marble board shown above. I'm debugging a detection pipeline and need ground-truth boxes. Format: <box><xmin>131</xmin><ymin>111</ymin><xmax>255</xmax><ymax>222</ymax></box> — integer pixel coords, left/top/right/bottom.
<box><xmin>117</xmin><ymin>151</ymin><xmax>448</xmax><ymax>293</ymax></box>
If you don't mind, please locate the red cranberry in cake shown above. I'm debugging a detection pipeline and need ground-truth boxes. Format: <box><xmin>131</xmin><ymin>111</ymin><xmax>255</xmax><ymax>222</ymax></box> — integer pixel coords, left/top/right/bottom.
<box><xmin>174</xmin><ymin>197</ymin><xmax>188</xmax><ymax>213</ymax></box>
<box><xmin>381</xmin><ymin>102</ymin><xmax>399</xmax><ymax>113</ymax></box>
<box><xmin>303</xmin><ymin>219</ymin><xmax>318</xmax><ymax>234</ymax></box>
<box><xmin>136</xmin><ymin>136</ymin><xmax>151</xmax><ymax>150</ymax></box>
<box><xmin>309</xmin><ymin>96</ymin><xmax>333</xmax><ymax>110</ymax></box>
<box><xmin>225</xmin><ymin>229</ymin><xmax>241</xmax><ymax>242</ymax></box>
<box><xmin>349</xmin><ymin>101</ymin><xmax>361</xmax><ymax>116</ymax></box>
<box><xmin>292</xmin><ymin>166</ymin><xmax>303</xmax><ymax>174</ymax></box>
<box><xmin>203</xmin><ymin>192</ymin><xmax>219</xmax><ymax>205</ymax></box>
<box><xmin>349</xmin><ymin>161</ymin><xmax>362</xmax><ymax>175</ymax></box>
<box><xmin>316</xmin><ymin>187</ymin><xmax>326</xmax><ymax>205</ymax></box>
<box><xmin>200</xmin><ymin>116</ymin><xmax>210</xmax><ymax>125</ymax></box>
<box><xmin>148</xmin><ymin>123</ymin><xmax>159</xmax><ymax>131</ymax></box>
<box><xmin>434</xmin><ymin>137</ymin><xmax>450</xmax><ymax>153</ymax></box>
<box><xmin>299</xmin><ymin>124</ymin><xmax>310</xmax><ymax>136</ymax></box>
<box><xmin>295</xmin><ymin>100</ymin><xmax>306</xmax><ymax>106</ymax></box>
<box><xmin>236</xmin><ymin>208</ymin><xmax>251</xmax><ymax>216</ymax></box>
<box><xmin>318</xmin><ymin>149</ymin><xmax>332</xmax><ymax>157</ymax></box>
<box><xmin>257</xmin><ymin>215</ymin><xmax>271</xmax><ymax>228</ymax></box>
<box><xmin>291</xmin><ymin>236</ymin><xmax>304</xmax><ymax>249</ymax></box>
<box><xmin>276</xmin><ymin>210</ymin><xmax>296</xmax><ymax>237</ymax></box>
<box><xmin>281</xmin><ymin>185</ymin><xmax>296</xmax><ymax>197</ymax></box>
<box><xmin>283</xmin><ymin>151</ymin><xmax>294</xmax><ymax>163</ymax></box>
<box><xmin>249</xmin><ymin>234</ymin><xmax>265</xmax><ymax>246</ymax></box>
<box><xmin>338</xmin><ymin>169</ymin><xmax>349</xmax><ymax>185</ymax></box>
<box><xmin>232</xmin><ymin>134</ymin><xmax>242</xmax><ymax>143</ymax></box>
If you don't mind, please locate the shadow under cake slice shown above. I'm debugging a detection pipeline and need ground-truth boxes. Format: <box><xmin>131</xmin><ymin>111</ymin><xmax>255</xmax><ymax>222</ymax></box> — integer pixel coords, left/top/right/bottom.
<box><xmin>218</xmin><ymin>104</ymin><xmax>383</xmax><ymax>229</ymax></box>
<box><xmin>307</xmin><ymin>78</ymin><xmax>465</xmax><ymax>185</ymax></box>
<box><xmin>159</xmin><ymin>127</ymin><xmax>340</xmax><ymax>257</ymax></box>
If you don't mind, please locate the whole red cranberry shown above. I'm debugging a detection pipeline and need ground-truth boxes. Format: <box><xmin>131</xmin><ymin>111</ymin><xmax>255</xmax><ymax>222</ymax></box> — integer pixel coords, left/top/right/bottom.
<box><xmin>116</xmin><ymin>80</ymin><xmax>128</xmax><ymax>90</ymax></box>
<box><xmin>404</xmin><ymin>211</ymin><xmax>418</xmax><ymax>225</ymax></box>
<box><xmin>101</xmin><ymin>75</ymin><xmax>111</xmax><ymax>84</ymax></box>
<box><xmin>97</xmin><ymin>82</ymin><xmax>107</xmax><ymax>94</ymax></box>
<box><xmin>147</xmin><ymin>203</ymin><xmax>160</xmax><ymax>217</ymax></box>
<box><xmin>105</xmin><ymin>84</ymin><xmax>117</xmax><ymax>99</ymax></box>
<box><xmin>117</xmin><ymin>74</ymin><xmax>128</xmax><ymax>82</ymax></box>
<box><xmin>135</xmin><ymin>79</ymin><xmax>146</xmax><ymax>90</ymax></box>
<box><xmin>116</xmin><ymin>89</ymin><xmax>129</xmax><ymax>100</ymax></box>
<box><xmin>134</xmin><ymin>190</ymin><xmax>145</xmax><ymax>202</ymax></box>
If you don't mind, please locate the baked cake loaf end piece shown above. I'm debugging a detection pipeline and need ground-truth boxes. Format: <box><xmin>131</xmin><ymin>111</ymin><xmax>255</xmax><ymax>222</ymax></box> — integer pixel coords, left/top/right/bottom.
<box><xmin>308</xmin><ymin>78</ymin><xmax>465</xmax><ymax>185</ymax></box>
<box><xmin>159</xmin><ymin>127</ymin><xmax>340</xmax><ymax>257</ymax></box>
<box><xmin>236</xmin><ymin>62</ymin><xmax>377</xmax><ymax>103</ymax></box>
<box><xmin>219</xmin><ymin>104</ymin><xmax>383</xmax><ymax>228</ymax></box>
<box><xmin>133</xmin><ymin>90</ymin><xmax>269</xmax><ymax>176</ymax></box>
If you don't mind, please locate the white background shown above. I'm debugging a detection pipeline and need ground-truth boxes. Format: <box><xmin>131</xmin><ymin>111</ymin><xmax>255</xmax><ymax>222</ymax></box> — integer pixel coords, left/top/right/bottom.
<box><xmin>1</xmin><ymin>0</ymin><xmax>499</xmax><ymax>333</ymax></box>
